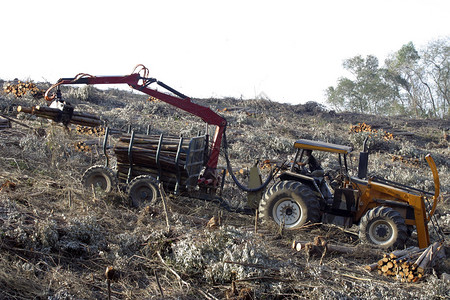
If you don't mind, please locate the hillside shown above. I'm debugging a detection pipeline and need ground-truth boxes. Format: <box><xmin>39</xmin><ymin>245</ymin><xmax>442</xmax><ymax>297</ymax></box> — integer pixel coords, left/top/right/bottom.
<box><xmin>0</xmin><ymin>82</ymin><xmax>449</xmax><ymax>299</ymax></box>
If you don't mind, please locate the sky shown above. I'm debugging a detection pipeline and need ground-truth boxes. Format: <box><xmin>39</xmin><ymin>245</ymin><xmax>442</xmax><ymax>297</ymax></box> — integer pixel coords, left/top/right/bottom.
<box><xmin>1</xmin><ymin>0</ymin><xmax>449</xmax><ymax>105</ymax></box>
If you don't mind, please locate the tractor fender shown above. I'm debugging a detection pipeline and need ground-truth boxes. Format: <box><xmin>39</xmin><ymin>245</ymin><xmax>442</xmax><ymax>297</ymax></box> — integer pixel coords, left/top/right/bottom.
<box><xmin>278</xmin><ymin>171</ymin><xmax>324</xmax><ymax>199</ymax></box>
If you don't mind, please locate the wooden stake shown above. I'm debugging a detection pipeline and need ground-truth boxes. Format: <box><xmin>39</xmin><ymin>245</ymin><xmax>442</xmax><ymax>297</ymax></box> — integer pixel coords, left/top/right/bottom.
<box><xmin>254</xmin><ymin>209</ymin><xmax>258</xmax><ymax>234</ymax></box>
<box><xmin>154</xmin><ymin>270</ymin><xmax>164</xmax><ymax>297</ymax></box>
<box><xmin>159</xmin><ymin>183</ymin><xmax>170</xmax><ymax>232</ymax></box>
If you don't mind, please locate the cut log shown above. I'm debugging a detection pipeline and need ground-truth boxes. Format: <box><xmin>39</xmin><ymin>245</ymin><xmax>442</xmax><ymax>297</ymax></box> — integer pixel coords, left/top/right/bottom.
<box><xmin>17</xmin><ymin>105</ymin><xmax>102</xmax><ymax>127</ymax></box>
<box><xmin>417</xmin><ymin>242</ymin><xmax>439</xmax><ymax>274</ymax></box>
<box><xmin>413</xmin><ymin>246</ymin><xmax>431</xmax><ymax>268</ymax></box>
<box><xmin>364</xmin><ymin>263</ymin><xmax>379</xmax><ymax>272</ymax></box>
<box><xmin>292</xmin><ymin>238</ymin><xmax>357</xmax><ymax>255</ymax></box>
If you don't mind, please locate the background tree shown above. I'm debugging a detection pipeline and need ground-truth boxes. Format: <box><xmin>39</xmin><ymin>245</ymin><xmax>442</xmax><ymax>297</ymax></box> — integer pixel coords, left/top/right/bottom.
<box><xmin>327</xmin><ymin>37</ymin><xmax>449</xmax><ymax>118</ymax></box>
<box><xmin>421</xmin><ymin>38</ymin><xmax>450</xmax><ymax>117</ymax></box>
<box><xmin>385</xmin><ymin>42</ymin><xmax>428</xmax><ymax>117</ymax></box>
<box><xmin>326</xmin><ymin>55</ymin><xmax>398</xmax><ymax>114</ymax></box>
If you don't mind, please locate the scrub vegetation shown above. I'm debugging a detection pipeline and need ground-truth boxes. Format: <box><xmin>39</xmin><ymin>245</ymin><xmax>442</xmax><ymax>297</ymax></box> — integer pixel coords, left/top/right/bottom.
<box><xmin>0</xmin><ymin>80</ymin><xmax>449</xmax><ymax>299</ymax></box>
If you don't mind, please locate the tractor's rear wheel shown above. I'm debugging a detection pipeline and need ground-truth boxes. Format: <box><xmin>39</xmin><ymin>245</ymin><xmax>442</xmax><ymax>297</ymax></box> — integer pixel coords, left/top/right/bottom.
<box><xmin>127</xmin><ymin>175</ymin><xmax>160</xmax><ymax>208</ymax></box>
<box><xmin>259</xmin><ymin>180</ymin><xmax>320</xmax><ymax>230</ymax></box>
<box><xmin>359</xmin><ymin>206</ymin><xmax>408</xmax><ymax>249</ymax></box>
<box><xmin>82</xmin><ymin>165</ymin><xmax>118</xmax><ymax>194</ymax></box>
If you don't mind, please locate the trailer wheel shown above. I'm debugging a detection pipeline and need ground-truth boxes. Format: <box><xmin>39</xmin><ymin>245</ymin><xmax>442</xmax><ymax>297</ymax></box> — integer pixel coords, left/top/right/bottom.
<box><xmin>82</xmin><ymin>165</ymin><xmax>118</xmax><ymax>194</ymax></box>
<box><xmin>259</xmin><ymin>180</ymin><xmax>320</xmax><ymax>230</ymax></box>
<box><xmin>127</xmin><ymin>175</ymin><xmax>160</xmax><ymax>208</ymax></box>
<box><xmin>359</xmin><ymin>206</ymin><xmax>408</xmax><ymax>249</ymax></box>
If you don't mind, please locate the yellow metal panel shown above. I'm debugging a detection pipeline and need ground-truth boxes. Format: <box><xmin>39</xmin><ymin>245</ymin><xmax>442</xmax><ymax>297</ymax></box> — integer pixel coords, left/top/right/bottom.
<box><xmin>247</xmin><ymin>165</ymin><xmax>263</xmax><ymax>209</ymax></box>
<box><xmin>294</xmin><ymin>139</ymin><xmax>352</xmax><ymax>154</ymax></box>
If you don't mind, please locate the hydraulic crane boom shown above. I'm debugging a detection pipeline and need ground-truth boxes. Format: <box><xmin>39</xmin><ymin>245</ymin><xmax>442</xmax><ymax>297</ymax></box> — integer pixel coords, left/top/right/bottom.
<box><xmin>44</xmin><ymin>65</ymin><xmax>227</xmax><ymax>182</ymax></box>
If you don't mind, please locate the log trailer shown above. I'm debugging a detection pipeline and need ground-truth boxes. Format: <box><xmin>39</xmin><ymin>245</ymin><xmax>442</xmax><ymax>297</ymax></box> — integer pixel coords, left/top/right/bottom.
<box><xmin>43</xmin><ymin>65</ymin><xmax>443</xmax><ymax>249</ymax></box>
<box><xmin>44</xmin><ymin>65</ymin><xmax>269</xmax><ymax>209</ymax></box>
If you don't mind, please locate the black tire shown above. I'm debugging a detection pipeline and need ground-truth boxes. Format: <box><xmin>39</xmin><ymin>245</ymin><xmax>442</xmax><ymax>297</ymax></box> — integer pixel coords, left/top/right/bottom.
<box><xmin>82</xmin><ymin>165</ymin><xmax>118</xmax><ymax>194</ymax></box>
<box><xmin>259</xmin><ymin>180</ymin><xmax>321</xmax><ymax>230</ymax></box>
<box><xmin>127</xmin><ymin>175</ymin><xmax>160</xmax><ymax>208</ymax></box>
<box><xmin>359</xmin><ymin>206</ymin><xmax>408</xmax><ymax>249</ymax></box>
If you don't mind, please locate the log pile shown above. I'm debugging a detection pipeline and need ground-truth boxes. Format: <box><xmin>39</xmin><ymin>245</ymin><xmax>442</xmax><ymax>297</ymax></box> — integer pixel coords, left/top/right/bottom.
<box><xmin>74</xmin><ymin>140</ymin><xmax>100</xmax><ymax>153</ymax></box>
<box><xmin>114</xmin><ymin>134</ymin><xmax>192</xmax><ymax>184</ymax></box>
<box><xmin>74</xmin><ymin>125</ymin><xmax>122</xmax><ymax>136</ymax></box>
<box><xmin>365</xmin><ymin>242</ymin><xmax>445</xmax><ymax>282</ymax></box>
<box><xmin>0</xmin><ymin>116</ymin><xmax>11</xmax><ymax>129</ymax></box>
<box><xmin>17</xmin><ymin>106</ymin><xmax>102</xmax><ymax>127</ymax></box>
<box><xmin>75</xmin><ymin>125</ymin><xmax>106</xmax><ymax>136</ymax></box>
<box><xmin>389</xmin><ymin>154</ymin><xmax>421</xmax><ymax>167</ymax></box>
<box><xmin>75</xmin><ymin>141</ymin><xmax>92</xmax><ymax>153</ymax></box>
<box><xmin>349</xmin><ymin>122</ymin><xmax>394</xmax><ymax>140</ymax></box>
<box><xmin>3</xmin><ymin>81</ymin><xmax>44</xmax><ymax>99</ymax></box>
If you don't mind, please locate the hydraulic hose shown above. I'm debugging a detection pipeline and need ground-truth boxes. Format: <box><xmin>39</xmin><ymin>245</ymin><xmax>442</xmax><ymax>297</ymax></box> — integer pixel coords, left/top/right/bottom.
<box><xmin>222</xmin><ymin>130</ymin><xmax>274</xmax><ymax>192</ymax></box>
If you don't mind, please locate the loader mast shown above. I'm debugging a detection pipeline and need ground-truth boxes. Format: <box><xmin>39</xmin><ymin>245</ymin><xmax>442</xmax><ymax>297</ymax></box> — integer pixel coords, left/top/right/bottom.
<box><xmin>425</xmin><ymin>154</ymin><xmax>440</xmax><ymax>221</ymax></box>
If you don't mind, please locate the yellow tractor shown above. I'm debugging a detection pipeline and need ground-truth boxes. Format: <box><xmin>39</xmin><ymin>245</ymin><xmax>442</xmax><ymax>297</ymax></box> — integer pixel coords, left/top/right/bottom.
<box><xmin>258</xmin><ymin>139</ymin><xmax>442</xmax><ymax>249</ymax></box>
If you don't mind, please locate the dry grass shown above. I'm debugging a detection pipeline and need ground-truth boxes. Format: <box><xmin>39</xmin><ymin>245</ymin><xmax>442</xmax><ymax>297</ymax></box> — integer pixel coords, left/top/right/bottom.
<box><xmin>0</xmin><ymin>84</ymin><xmax>449</xmax><ymax>299</ymax></box>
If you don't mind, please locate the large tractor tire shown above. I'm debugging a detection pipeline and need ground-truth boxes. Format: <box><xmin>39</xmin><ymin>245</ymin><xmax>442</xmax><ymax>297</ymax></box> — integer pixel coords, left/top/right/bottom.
<box><xmin>82</xmin><ymin>165</ymin><xmax>118</xmax><ymax>194</ymax></box>
<box><xmin>359</xmin><ymin>206</ymin><xmax>408</xmax><ymax>249</ymax></box>
<box><xmin>259</xmin><ymin>180</ymin><xmax>321</xmax><ymax>230</ymax></box>
<box><xmin>127</xmin><ymin>175</ymin><xmax>160</xmax><ymax>208</ymax></box>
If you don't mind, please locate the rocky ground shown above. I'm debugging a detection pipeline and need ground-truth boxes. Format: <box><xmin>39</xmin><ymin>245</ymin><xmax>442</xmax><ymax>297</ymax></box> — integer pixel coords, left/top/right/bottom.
<box><xmin>0</xmin><ymin>82</ymin><xmax>449</xmax><ymax>299</ymax></box>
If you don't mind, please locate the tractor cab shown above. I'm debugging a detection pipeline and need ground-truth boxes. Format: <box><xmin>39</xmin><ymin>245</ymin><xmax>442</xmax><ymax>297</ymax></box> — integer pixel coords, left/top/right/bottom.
<box><xmin>290</xmin><ymin>139</ymin><xmax>353</xmax><ymax>177</ymax></box>
<box><xmin>283</xmin><ymin>139</ymin><xmax>353</xmax><ymax>196</ymax></box>
<box><xmin>277</xmin><ymin>139</ymin><xmax>360</xmax><ymax>227</ymax></box>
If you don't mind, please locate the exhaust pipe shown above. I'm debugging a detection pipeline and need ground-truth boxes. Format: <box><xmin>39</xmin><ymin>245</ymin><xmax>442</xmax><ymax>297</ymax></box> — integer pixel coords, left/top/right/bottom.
<box><xmin>358</xmin><ymin>137</ymin><xmax>369</xmax><ymax>179</ymax></box>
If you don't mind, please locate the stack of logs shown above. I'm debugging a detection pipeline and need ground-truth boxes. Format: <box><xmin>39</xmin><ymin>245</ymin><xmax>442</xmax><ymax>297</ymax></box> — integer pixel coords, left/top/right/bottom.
<box><xmin>17</xmin><ymin>106</ymin><xmax>102</xmax><ymax>127</ymax></box>
<box><xmin>114</xmin><ymin>134</ymin><xmax>191</xmax><ymax>184</ymax></box>
<box><xmin>292</xmin><ymin>238</ymin><xmax>446</xmax><ymax>283</ymax></box>
<box><xmin>349</xmin><ymin>122</ymin><xmax>375</xmax><ymax>134</ymax></box>
<box><xmin>3</xmin><ymin>81</ymin><xmax>44</xmax><ymax>99</ymax></box>
<box><xmin>75</xmin><ymin>125</ymin><xmax>106</xmax><ymax>136</ymax></box>
<box><xmin>365</xmin><ymin>242</ymin><xmax>445</xmax><ymax>282</ymax></box>
<box><xmin>74</xmin><ymin>141</ymin><xmax>97</xmax><ymax>153</ymax></box>
<box><xmin>389</xmin><ymin>154</ymin><xmax>421</xmax><ymax>167</ymax></box>
<box><xmin>0</xmin><ymin>116</ymin><xmax>11</xmax><ymax>129</ymax></box>
<box><xmin>349</xmin><ymin>122</ymin><xmax>394</xmax><ymax>140</ymax></box>
<box><xmin>74</xmin><ymin>125</ymin><xmax>123</xmax><ymax>136</ymax></box>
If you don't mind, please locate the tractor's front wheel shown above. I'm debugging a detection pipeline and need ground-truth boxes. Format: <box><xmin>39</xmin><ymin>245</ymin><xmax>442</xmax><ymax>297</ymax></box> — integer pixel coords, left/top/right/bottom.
<box><xmin>359</xmin><ymin>206</ymin><xmax>408</xmax><ymax>249</ymax></box>
<box><xmin>259</xmin><ymin>180</ymin><xmax>320</xmax><ymax>230</ymax></box>
<box><xmin>127</xmin><ymin>175</ymin><xmax>160</xmax><ymax>208</ymax></box>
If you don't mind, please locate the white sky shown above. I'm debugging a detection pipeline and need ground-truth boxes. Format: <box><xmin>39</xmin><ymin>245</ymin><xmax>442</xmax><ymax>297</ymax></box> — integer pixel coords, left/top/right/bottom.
<box><xmin>1</xmin><ymin>0</ymin><xmax>449</xmax><ymax>104</ymax></box>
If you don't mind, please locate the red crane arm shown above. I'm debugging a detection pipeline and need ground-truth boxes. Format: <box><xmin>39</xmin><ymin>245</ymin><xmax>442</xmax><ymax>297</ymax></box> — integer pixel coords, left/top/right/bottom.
<box><xmin>44</xmin><ymin>66</ymin><xmax>227</xmax><ymax>171</ymax></box>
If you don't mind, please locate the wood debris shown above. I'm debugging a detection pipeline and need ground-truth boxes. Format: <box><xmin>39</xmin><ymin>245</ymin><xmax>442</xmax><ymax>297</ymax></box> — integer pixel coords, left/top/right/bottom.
<box><xmin>0</xmin><ymin>180</ymin><xmax>16</xmax><ymax>192</ymax></box>
<box><xmin>0</xmin><ymin>116</ymin><xmax>11</xmax><ymax>129</ymax></box>
<box><xmin>365</xmin><ymin>242</ymin><xmax>446</xmax><ymax>282</ymax></box>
